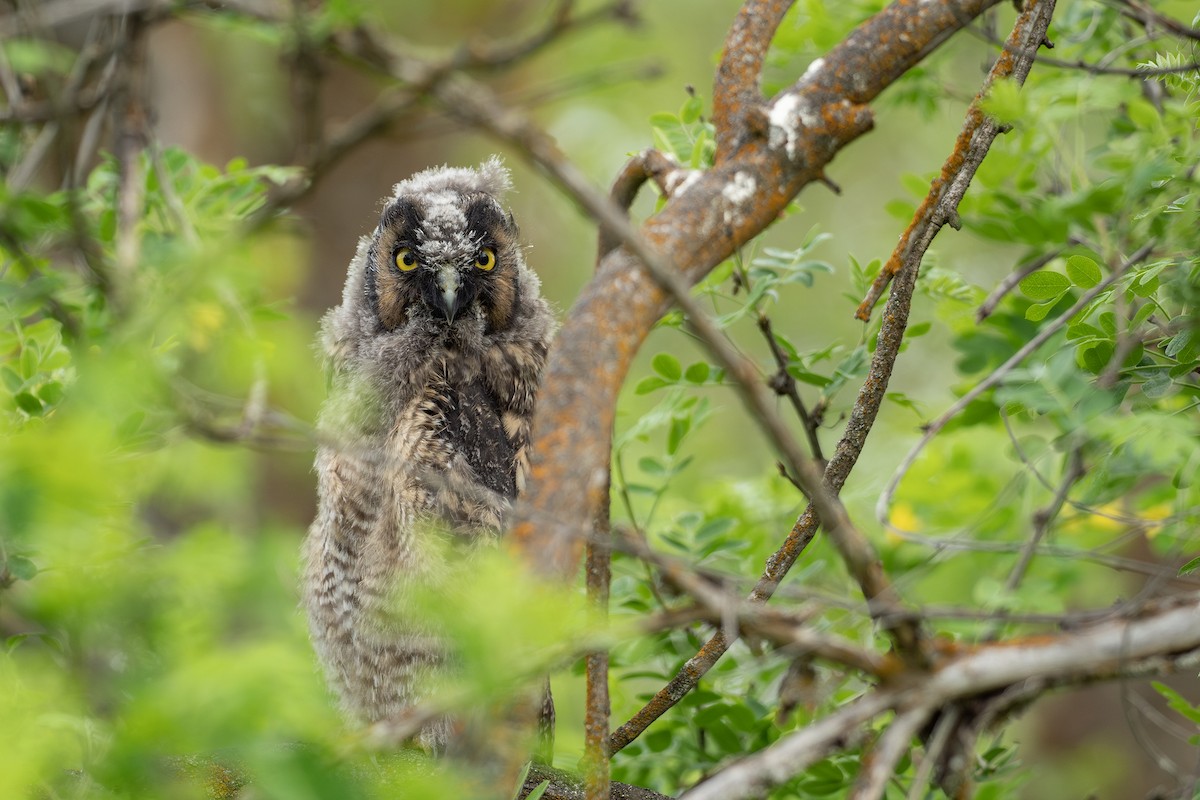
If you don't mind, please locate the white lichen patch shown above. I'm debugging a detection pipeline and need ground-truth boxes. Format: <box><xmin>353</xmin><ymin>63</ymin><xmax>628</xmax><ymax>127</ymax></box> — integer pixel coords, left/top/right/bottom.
<box><xmin>666</xmin><ymin>170</ymin><xmax>702</xmax><ymax>196</ymax></box>
<box><xmin>768</xmin><ymin>91</ymin><xmax>820</xmax><ymax>161</ymax></box>
<box><xmin>722</xmin><ymin>171</ymin><xmax>757</xmax><ymax>226</ymax></box>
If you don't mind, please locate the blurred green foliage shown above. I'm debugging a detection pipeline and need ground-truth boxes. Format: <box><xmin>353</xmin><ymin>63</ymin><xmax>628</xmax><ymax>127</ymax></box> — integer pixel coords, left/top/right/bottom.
<box><xmin>1</xmin><ymin>2</ymin><xmax>1199</xmax><ymax>800</ymax></box>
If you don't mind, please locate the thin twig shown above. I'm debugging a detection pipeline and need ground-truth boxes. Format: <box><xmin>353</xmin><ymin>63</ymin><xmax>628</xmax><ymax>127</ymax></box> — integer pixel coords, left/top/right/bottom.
<box><xmin>460</xmin><ymin>0</ymin><xmax>640</xmax><ymax>69</ymax></box>
<box><xmin>8</xmin><ymin>23</ymin><xmax>107</xmax><ymax>189</ymax></box>
<box><xmin>112</xmin><ymin>13</ymin><xmax>150</xmax><ymax>296</ymax></box>
<box><xmin>1110</xmin><ymin>0</ymin><xmax>1200</xmax><ymax>43</ymax></box>
<box><xmin>966</xmin><ymin>22</ymin><xmax>1200</xmax><ymax>76</ymax></box>
<box><xmin>906</xmin><ymin>704</ymin><xmax>962</xmax><ymax>800</ymax></box>
<box><xmin>976</xmin><ymin>246</ymin><xmax>1066</xmax><ymax>322</ymax></box>
<box><xmin>849</xmin><ymin>706</ymin><xmax>932</xmax><ymax>800</ymax></box>
<box><xmin>288</xmin><ymin>0</ymin><xmax>324</xmax><ymax>166</ymax></box>
<box><xmin>1098</xmin><ymin>290</ymin><xmax>1138</xmax><ymax>389</ymax></box>
<box><xmin>759</xmin><ymin>314</ymin><xmax>824</xmax><ymax>464</ymax></box>
<box><xmin>1004</xmin><ymin>447</ymin><xmax>1085</xmax><ymax>592</ymax></box>
<box><xmin>583</xmin><ymin>452</ymin><xmax>613</xmax><ymax>795</ymax></box>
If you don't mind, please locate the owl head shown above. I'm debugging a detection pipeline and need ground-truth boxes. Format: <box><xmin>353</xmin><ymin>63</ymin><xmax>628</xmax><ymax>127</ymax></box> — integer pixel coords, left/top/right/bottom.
<box><xmin>356</xmin><ymin>156</ymin><xmax>531</xmax><ymax>335</ymax></box>
<box><xmin>321</xmin><ymin>157</ymin><xmax>551</xmax><ymax>413</ymax></box>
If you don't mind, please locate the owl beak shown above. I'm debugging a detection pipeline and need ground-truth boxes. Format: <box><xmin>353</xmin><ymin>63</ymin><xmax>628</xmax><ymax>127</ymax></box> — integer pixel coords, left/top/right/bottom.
<box><xmin>436</xmin><ymin>266</ymin><xmax>463</xmax><ymax>323</ymax></box>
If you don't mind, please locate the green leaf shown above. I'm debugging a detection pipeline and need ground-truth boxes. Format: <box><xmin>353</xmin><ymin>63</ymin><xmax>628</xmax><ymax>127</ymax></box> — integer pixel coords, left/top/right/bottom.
<box><xmin>650</xmin><ymin>113</ymin><xmax>693</xmax><ymax>161</ymax></box>
<box><xmin>789</xmin><ymin>367</ymin><xmax>831</xmax><ymax>387</ymax></box>
<box><xmin>982</xmin><ymin>78</ymin><xmax>1025</xmax><ymax>124</ymax></box>
<box><xmin>2</xmin><ymin>39</ymin><xmax>75</xmax><ymax>77</ymax></box>
<box><xmin>652</xmin><ymin>353</ymin><xmax>682</xmax><ymax>381</ymax></box>
<box><xmin>1019</xmin><ymin>271</ymin><xmax>1070</xmax><ymax>300</ymax></box>
<box><xmin>19</xmin><ymin>344</ymin><xmax>38</xmax><ymax>378</ymax></box>
<box><xmin>22</xmin><ymin>318</ymin><xmax>61</xmax><ymax>345</ymax></box>
<box><xmin>1131</xmin><ymin>303</ymin><xmax>1156</xmax><ymax>329</ymax></box>
<box><xmin>696</xmin><ymin>517</ymin><xmax>736</xmax><ymax>541</ymax></box>
<box><xmin>1130</xmin><ymin>274</ymin><xmax>1159</xmax><ymax>298</ymax></box>
<box><xmin>667</xmin><ymin>415</ymin><xmax>690</xmax><ymax>454</ymax></box>
<box><xmin>1126</xmin><ymin>97</ymin><xmax>1161</xmax><ymax>130</ymax></box>
<box><xmin>1075</xmin><ymin>341</ymin><xmax>1113</xmax><ymax>374</ymax></box>
<box><xmin>907</xmin><ymin>321</ymin><xmax>932</xmax><ymax>337</ymax></box>
<box><xmin>680</xmin><ymin>95</ymin><xmax>703</xmax><ymax>124</ymax></box>
<box><xmin>1025</xmin><ymin>300</ymin><xmax>1056</xmax><ymax>321</ymax></box>
<box><xmin>36</xmin><ymin>380</ymin><xmax>64</xmax><ymax>406</ymax></box>
<box><xmin>884</xmin><ymin>199</ymin><xmax>916</xmax><ymax>220</ymax></box>
<box><xmin>512</xmin><ymin>763</ymin><xmax>534</xmax><ymax>800</ymax></box>
<box><xmin>41</xmin><ymin>346</ymin><xmax>71</xmax><ymax>371</ymax></box>
<box><xmin>900</xmin><ymin>172</ymin><xmax>933</xmax><ymax>198</ymax></box>
<box><xmin>885</xmin><ymin>391</ymin><xmax>923</xmax><ymax>415</ymax></box>
<box><xmin>1065</xmin><ymin>255</ymin><xmax>1101</xmax><ymax>288</ymax></box>
<box><xmin>634</xmin><ymin>376</ymin><xmax>670</xmax><ymax>395</ymax></box>
<box><xmin>1066</xmin><ymin>322</ymin><xmax>1104</xmax><ymax>342</ymax></box>
<box><xmin>1180</xmin><ymin>556</ymin><xmax>1200</xmax><ymax>576</ymax></box>
<box><xmin>1165</xmin><ymin>329</ymin><xmax>1193</xmax><ymax>359</ymax></box>
<box><xmin>524</xmin><ymin>781</ymin><xmax>551</xmax><ymax>800</ymax></box>
<box><xmin>14</xmin><ymin>391</ymin><xmax>42</xmax><ymax>415</ymax></box>
<box><xmin>1152</xmin><ymin>682</ymin><xmax>1200</xmax><ymax>725</ymax></box>
<box><xmin>638</xmin><ymin>457</ymin><xmax>667</xmax><ymax>477</ymax></box>
<box><xmin>645</xmin><ymin>729</ymin><xmax>674</xmax><ymax>753</ymax></box>
<box><xmin>0</xmin><ymin>366</ymin><xmax>23</xmax><ymax>393</ymax></box>
<box><xmin>6</xmin><ymin>555</ymin><xmax>38</xmax><ymax>580</ymax></box>
<box><xmin>684</xmin><ymin>362</ymin><xmax>710</xmax><ymax>383</ymax></box>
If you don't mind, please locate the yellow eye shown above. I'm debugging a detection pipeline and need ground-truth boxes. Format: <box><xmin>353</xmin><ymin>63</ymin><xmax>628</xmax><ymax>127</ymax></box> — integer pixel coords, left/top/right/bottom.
<box><xmin>395</xmin><ymin>247</ymin><xmax>418</xmax><ymax>272</ymax></box>
<box><xmin>475</xmin><ymin>248</ymin><xmax>496</xmax><ymax>271</ymax></box>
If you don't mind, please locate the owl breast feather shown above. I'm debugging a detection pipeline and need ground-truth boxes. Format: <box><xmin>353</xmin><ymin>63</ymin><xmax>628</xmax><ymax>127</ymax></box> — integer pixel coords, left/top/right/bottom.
<box><xmin>431</xmin><ymin>377</ymin><xmax>518</xmax><ymax>501</ymax></box>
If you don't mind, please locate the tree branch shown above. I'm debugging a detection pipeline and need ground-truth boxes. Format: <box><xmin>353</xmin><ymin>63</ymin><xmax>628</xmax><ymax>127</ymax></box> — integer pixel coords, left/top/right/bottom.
<box><xmin>583</xmin><ymin>478</ymin><xmax>612</xmax><ymax>796</ymax></box>
<box><xmin>849</xmin><ymin>706</ymin><xmax>932</xmax><ymax>800</ymax></box>
<box><xmin>711</xmin><ymin>0</ymin><xmax>794</xmax><ymax>162</ymax></box>
<box><xmin>856</xmin><ymin>0</ymin><xmax>1058</xmax><ymax>321</ymax></box>
<box><xmin>521</xmin><ymin>764</ymin><xmax>672</xmax><ymax>800</ymax></box>
<box><xmin>679</xmin><ymin>594</ymin><xmax>1200</xmax><ymax>800</ymax></box>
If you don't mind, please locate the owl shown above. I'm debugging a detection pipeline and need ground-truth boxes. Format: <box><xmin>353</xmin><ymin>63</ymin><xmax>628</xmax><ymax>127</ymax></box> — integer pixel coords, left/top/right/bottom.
<box><xmin>302</xmin><ymin>158</ymin><xmax>557</xmax><ymax>751</ymax></box>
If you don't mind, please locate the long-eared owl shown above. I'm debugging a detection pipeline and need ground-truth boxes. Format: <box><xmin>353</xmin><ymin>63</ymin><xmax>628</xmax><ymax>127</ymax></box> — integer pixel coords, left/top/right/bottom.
<box><xmin>302</xmin><ymin>158</ymin><xmax>556</xmax><ymax>749</ymax></box>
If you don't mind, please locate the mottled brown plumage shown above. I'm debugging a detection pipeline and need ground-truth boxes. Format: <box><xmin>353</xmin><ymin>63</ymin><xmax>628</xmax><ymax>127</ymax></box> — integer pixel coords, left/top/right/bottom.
<box><xmin>302</xmin><ymin>158</ymin><xmax>556</xmax><ymax>750</ymax></box>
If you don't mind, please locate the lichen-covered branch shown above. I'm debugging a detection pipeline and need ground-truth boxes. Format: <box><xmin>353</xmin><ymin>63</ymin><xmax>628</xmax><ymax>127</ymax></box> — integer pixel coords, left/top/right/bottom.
<box><xmin>711</xmin><ymin>0</ymin><xmax>793</xmax><ymax>161</ymax></box>
<box><xmin>521</xmin><ymin>764</ymin><xmax>672</xmax><ymax>800</ymax></box>
<box><xmin>678</xmin><ymin>594</ymin><xmax>1200</xmax><ymax>800</ymax></box>
<box><xmin>855</xmin><ymin>0</ymin><xmax>1058</xmax><ymax>321</ymax></box>
<box><xmin>583</xmin><ymin>487</ymin><xmax>612</xmax><ymax>797</ymax></box>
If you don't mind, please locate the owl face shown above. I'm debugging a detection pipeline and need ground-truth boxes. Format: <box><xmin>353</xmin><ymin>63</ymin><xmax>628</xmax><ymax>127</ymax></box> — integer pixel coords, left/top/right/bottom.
<box><xmin>367</xmin><ymin>188</ymin><xmax>521</xmax><ymax>334</ymax></box>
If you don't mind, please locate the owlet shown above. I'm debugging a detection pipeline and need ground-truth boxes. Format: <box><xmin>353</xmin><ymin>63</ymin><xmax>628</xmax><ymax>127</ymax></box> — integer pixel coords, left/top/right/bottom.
<box><xmin>302</xmin><ymin>158</ymin><xmax>556</xmax><ymax>750</ymax></box>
